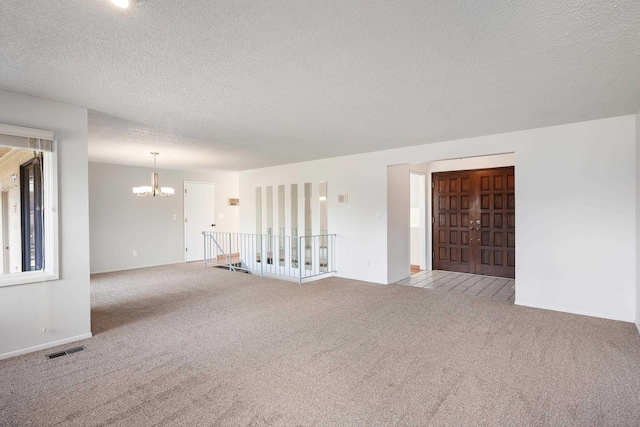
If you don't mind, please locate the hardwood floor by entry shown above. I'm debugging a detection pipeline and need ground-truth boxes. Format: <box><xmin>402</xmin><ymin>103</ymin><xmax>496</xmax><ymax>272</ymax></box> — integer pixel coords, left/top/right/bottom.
<box><xmin>396</xmin><ymin>270</ymin><xmax>516</xmax><ymax>303</ymax></box>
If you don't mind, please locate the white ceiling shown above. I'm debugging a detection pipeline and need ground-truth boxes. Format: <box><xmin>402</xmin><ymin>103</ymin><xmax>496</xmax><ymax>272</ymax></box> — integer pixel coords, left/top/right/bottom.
<box><xmin>1</xmin><ymin>1</ymin><xmax>639</xmax><ymax>171</ymax></box>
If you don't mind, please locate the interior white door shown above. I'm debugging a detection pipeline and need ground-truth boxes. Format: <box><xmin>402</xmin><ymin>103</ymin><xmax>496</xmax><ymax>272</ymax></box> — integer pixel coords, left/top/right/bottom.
<box><xmin>184</xmin><ymin>181</ymin><xmax>216</xmax><ymax>262</ymax></box>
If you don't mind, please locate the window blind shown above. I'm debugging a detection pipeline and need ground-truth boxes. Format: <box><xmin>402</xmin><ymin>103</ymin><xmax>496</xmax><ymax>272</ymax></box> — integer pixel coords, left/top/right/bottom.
<box><xmin>0</xmin><ymin>124</ymin><xmax>54</xmax><ymax>152</ymax></box>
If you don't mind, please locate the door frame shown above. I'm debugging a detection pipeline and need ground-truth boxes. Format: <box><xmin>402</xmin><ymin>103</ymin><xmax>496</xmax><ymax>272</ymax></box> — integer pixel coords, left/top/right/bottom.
<box><xmin>183</xmin><ymin>180</ymin><xmax>216</xmax><ymax>262</ymax></box>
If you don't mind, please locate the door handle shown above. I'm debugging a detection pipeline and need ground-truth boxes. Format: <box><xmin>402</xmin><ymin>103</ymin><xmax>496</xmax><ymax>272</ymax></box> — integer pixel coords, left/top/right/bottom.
<box><xmin>211</xmin><ymin>224</ymin><xmax>216</xmax><ymax>227</ymax></box>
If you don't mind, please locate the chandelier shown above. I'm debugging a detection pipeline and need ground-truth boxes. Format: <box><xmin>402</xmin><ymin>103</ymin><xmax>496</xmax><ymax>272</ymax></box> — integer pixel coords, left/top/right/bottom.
<box><xmin>132</xmin><ymin>152</ymin><xmax>175</xmax><ymax>197</ymax></box>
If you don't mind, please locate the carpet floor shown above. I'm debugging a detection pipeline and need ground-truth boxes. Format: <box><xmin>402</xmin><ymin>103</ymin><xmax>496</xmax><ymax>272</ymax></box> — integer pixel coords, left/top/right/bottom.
<box><xmin>1</xmin><ymin>263</ymin><xmax>640</xmax><ymax>426</ymax></box>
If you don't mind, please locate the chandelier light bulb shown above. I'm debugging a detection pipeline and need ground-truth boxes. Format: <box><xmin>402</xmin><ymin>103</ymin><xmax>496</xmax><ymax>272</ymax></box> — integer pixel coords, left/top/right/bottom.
<box><xmin>111</xmin><ymin>0</ymin><xmax>130</xmax><ymax>8</ymax></box>
<box><xmin>110</xmin><ymin>0</ymin><xmax>146</xmax><ymax>9</ymax></box>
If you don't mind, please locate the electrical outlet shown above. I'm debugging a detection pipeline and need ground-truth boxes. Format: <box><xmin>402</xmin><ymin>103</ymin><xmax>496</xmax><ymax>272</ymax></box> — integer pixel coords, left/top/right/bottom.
<box><xmin>367</xmin><ymin>260</ymin><xmax>371</xmax><ymax>267</ymax></box>
<box><xmin>133</xmin><ymin>250</ymin><xmax>137</xmax><ymax>257</ymax></box>
<box><xmin>376</xmin><ymin>214</ymin><xmax>381</xmax><ymax>221</ymax></box>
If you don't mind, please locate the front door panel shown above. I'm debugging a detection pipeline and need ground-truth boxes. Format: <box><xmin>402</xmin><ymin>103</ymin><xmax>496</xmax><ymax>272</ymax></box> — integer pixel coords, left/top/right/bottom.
<box><xmin>432</xmin><ymin>171</ymin><xmax>473</xmax><ymax>273</ymax></box>
<box><xmin>474</xmin><ymin>168</ymin><xmax>515</xmax><ymax>278</ymax></box>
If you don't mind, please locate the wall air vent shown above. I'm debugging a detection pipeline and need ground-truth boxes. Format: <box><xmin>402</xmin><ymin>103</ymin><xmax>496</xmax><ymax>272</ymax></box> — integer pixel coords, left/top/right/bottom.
<box><xmin>46</xmin><ymin>346</ymin><xmax>85</xmax><ymax>359</ymax></box>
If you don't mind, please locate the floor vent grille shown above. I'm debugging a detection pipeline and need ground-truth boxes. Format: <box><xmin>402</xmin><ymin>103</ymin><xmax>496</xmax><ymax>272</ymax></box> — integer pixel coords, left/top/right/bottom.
<box><xmin>65</xmin><ymin>346</ymin><xmax>85</xmax><ymax>355</ymax></box>
<box><xmin>46</xmin><ymin>346</ymin><xmax>85</xmax><ymax>359</ymax></box>
<box><xmin>46</xmin><ymin>351</ymin><xmax>67</xmax><ymax>359</ymax></box>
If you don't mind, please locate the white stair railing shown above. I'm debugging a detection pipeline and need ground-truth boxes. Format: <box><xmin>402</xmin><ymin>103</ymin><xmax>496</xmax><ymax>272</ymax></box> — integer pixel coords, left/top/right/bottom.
<box><xmin>203</xmin><ymin>232</ymin><xmax>337</xmax><ymax>284</ymax></box>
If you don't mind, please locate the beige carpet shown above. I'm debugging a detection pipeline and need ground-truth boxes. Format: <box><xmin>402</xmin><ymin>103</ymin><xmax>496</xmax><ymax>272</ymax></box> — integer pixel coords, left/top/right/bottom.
<box><xmin>1</xmin><ymin>263</ymin><xmax>640</xmax><ymax>426</ymax></box>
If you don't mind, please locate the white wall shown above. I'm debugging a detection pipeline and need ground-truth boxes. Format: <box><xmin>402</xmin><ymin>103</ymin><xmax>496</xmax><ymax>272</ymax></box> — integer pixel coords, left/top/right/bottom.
<box><xmin>89</xmin><ymin>162</ymin><xmax>239</xmax><ymax>274</ymax></box>
<box><xmin>240</xmin><ymin>116</ymin><xmax>636</xmax><ymax>322</ymax></box>
<box><xmin>409</xmin><ymin>173</ymin><xmax>421</xmax><ymax>266</ymax></box>
<box><xmin>417</xmin><ymin>174</ymin><xmax>426</xmax><ymax>271</ymax></box>
<box><xmin>387</xmin><ymin>164</ymin><xmax>410</xmax><ymax>283</ymax></box>
<box><xmin>0</xmin><ymin>90</ymin><xmax>91</xmax><ymax>359</ymax></box>
<box><xmin>636</xmin><ymin>110</ymin><xmax>640</xmax><ymax>332</ymax></box>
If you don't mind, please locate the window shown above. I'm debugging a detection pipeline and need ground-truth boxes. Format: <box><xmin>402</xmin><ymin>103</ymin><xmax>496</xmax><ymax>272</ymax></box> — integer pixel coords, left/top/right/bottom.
<box><xmin>0</xmin><ymin>123</ymin><xmax>58</xmax><ymax>287</ymax></box>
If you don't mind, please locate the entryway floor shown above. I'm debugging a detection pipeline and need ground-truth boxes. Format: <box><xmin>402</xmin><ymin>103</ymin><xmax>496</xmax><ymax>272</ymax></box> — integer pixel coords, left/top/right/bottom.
<box><xmin>395</xmin><ymin>270</ymin><xmax>515</xmax><ymax>303</ymax></box>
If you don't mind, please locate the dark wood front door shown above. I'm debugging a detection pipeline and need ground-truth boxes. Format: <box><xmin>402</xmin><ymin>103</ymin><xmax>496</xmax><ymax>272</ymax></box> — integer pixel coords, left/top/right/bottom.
<box><xmin>432</xmin><ymin>167</ymin><xmax>515</xmax><ymax>278</ymax></box>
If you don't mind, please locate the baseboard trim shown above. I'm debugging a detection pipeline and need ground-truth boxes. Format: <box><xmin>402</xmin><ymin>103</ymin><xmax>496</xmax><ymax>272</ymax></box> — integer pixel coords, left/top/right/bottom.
<box><xmin>91</xmin><ymin>261</ymin><xmax>187</xmax><ymax>275</ymax></box>
<box><xmin>0</xmin><ymin>333</ymin><xmax>93</xmax><ymax>361</ymax></box>
<box><xmin>514</xmin><ymin>300</ymin><xmax>634</xmax><ymax>323</ymax></box>
<box><xmin>636</xmin><ymin>322</ymin><xmax>640</xmax><ymax>337</ymax></box>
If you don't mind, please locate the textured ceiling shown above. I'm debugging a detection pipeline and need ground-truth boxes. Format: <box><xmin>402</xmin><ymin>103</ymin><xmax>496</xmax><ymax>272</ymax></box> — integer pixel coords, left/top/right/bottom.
<box><xmin>1</xmin><ymin>1</ymin><xmax>639</xmax><ymax>171</ymax></box>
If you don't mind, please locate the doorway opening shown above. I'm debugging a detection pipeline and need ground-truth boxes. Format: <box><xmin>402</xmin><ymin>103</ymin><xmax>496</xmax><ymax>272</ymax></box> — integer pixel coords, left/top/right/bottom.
<box><xmin>387</xmin><ymin>153</ymin><xmax>515</xmax><ymax>287</ymax></box>
<box><xmin>409</xmin><ymin>172</ymin><xmax>426</xmax><ymax>275</ymax></box>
